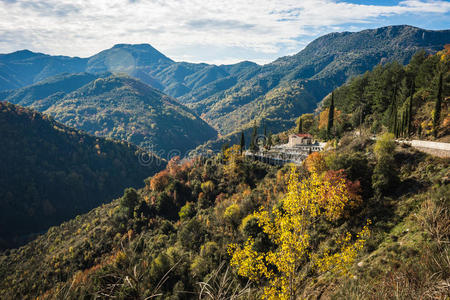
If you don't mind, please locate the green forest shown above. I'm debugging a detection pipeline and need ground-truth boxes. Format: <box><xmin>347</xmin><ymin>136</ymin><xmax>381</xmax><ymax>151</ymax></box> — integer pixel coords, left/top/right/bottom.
<box><xmin>0</xmin><ymin>102</ymin><xmax>165</xmax><ymax>249</ymax></box>
<box><xmin>315</xmin><ymin>46</ymin><xmax>450</xmax><ymax>141</ymax></box>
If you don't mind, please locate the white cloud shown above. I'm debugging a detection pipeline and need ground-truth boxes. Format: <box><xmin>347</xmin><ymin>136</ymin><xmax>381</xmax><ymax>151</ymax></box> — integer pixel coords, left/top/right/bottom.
<box><xmin>0</xmin><ymin>0</ymin><xmax>449</xmax><ymax>64</ymax></box>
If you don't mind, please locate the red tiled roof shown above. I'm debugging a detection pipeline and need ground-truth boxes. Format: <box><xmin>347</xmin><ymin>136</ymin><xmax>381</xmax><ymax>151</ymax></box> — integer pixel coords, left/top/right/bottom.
<box><xmin>291</xmin><ymin>133</ymin><xmax>313</xmax><ymax>138</ymax></box>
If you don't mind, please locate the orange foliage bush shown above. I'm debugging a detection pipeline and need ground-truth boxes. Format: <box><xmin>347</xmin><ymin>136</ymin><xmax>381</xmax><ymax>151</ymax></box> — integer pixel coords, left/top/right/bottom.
<box><xmin>149</xmin><ymin>170</ymin><xmax>170</xmax><ymax>192</ymax></box>
<box><xmin>323</xmin><ymin>170</ymin><xmax>362</xmax><ymax>207</ymax></box>
<box><xmin>305</xmin><ymin>152</ymin><xmax>328</xmax><ymax>174</ymax></box>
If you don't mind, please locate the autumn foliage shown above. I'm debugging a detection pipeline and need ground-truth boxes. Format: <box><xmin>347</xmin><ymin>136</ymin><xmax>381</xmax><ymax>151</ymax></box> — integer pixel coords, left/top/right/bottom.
<box><xmin>228</xmin><ymin>167</ymin><xmax>370</xmax><ymax>299</ymax></box>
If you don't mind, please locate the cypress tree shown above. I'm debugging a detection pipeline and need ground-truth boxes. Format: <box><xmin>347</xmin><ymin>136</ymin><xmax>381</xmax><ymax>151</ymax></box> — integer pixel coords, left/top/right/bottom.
<box><xmin>298</xmin><ymin>118</ymin><xmax>303</xmax><ymax>133</ymax></box>
<box><xmin>250</xmin><ymin>123</ymin><xmax>258</xmax><ymax>152</ymax></box>
<box><xmin>388</xmin><ymin>83</ymin><xmax>398</xmax><ymax>133</ymax></box>
<box><xmin>327</xmin><ymin>92</ymin><xmax>335</xmax><ymax>136</ymax></box>
<box><xmin>404</xmin><ymin>109</ymin><xmax>408</xmax><ymax>137</ymax></box>
<box><xmin>394</xmin><ymin>112</ymin><xmax>398</xmax><ymax>138</ymax></box>
<box><xmin>240</xmin><ymin>131</ymin><xmax>245</xmax><ymax>154</ymax></box>
<box><xmin>433</xmin><ymin>73</ymin><xmax>443</xmax><ymax>137</ymax></box>
<box><xmin>407</xmin><ymin>79</ymin><xmax>415</xmax><ymax>136</ymax></box>
<box><xmin>263</xmin><ymin>122</ymin><xmax>267</xmax><ymax>146</ymax></box>
<box><xmin>267</xmin><ymin>131</ymin><xmax>273</xmax><ymax>149</ymax></box>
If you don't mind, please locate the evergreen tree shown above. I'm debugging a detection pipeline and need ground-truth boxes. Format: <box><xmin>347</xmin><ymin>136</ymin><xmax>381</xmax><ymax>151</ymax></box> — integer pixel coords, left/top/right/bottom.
<box><xmin>267</xmin><ymin>131</ymin><xmax>273</xmax><ymax>149</ymax></box>
<box><xmin>297</xmin><ymin>118</ymin><xmax>303</xmax><ymax>133</ymax></box>
<box><xmin>388</xmin><ymin>83</ymin><xmax>399</xmax><ymax>133</ymax></box>
<box><xmin>250</xmin><ymin>123</ymin><xmax>258</xmax><ymax>152</ymax></box>
<box><xmin>433</xmin><ymin>73</ymin><xmax>443</xmax><ymax>137</ymax></box>
<box><xmin>327</xmin><ymin>92</ymin><xmax>335</xmax><ymax>136</ymax></box>
<box><xmin>407</xmin><ymin>79</ymin><xmax>415</xmax><ymax>136</ymax></box>
<box><xmin>240</xmin><ymin>131</ymin><xmax>245</xmax><ymax>154</ymax></box>
<box><xmin>393</xmin><ymin>112</ymin><xmax>399</xmax><ymax>138</ymax></box>
<box><xmin>263</xmin><ymin>122</ymin><xmax>267</xmax><ymax>146</ymax></box>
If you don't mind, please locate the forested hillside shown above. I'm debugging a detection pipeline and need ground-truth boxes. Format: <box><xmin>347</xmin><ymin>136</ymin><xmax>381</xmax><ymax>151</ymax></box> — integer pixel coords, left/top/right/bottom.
<box><xmin>201</xmin><ymin>44</ymin><xmax>450</xmax><ymax>155</ymax></box>
<box><xmin>0</xmin><ymin>102</ymin><xmax>165</xmax><ymax>249</ymax></box>
<box><xmin>1</xmin><ymin>74</ymin><xmax>218</xmax><ymax>154</ymax></box>
<box><xmin>1</xmin><ymin>134</ymin><xmax>448</xmax><ymax>299</ymax></box>
<box><xmin>315</xmin><ymin>45</ymin><xmax>450</xmax><ymax>141</ymax></box>
<box><xmin>183</xmin><ymin>25</ymin><xmax>450</xmax><ymax>136</ymax></box>
<box><xmin>0</xmin><ymin>72</ymin><xmax>104</xmax><ymax>110</ymax></box>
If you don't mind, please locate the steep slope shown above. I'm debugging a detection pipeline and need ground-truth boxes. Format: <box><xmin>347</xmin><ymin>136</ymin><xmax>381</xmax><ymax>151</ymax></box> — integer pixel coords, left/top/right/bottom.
<box><xmin>186</xmin><ymin>25</ymin><xmax>450</xmax><ymax>136</ymax></box>
<box><xmin>316</xmin><ymin>45</ymin><xmax>450</xmax><ymax>141</ymax></box>
<box><xmin>0</xmin><ymin>135</ymin><xmax>447</xmax><ymax>299</ymax></box>
<box><xmin>39</xmin><ymin>75</ymin><xmax>218</xmax><ymax>154</ymax></box>
<box><xmin>0</xmin><ymin>102</ymin><xmax>165</xmax><ymax>249</ymax></box>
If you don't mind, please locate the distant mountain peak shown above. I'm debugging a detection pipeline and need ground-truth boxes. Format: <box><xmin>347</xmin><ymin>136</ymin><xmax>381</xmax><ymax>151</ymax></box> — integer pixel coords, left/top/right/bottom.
<box><xmin>106</xmin><ymin>43</ymin><xmax>173</xmax><ymax>61</ymax></box>
<box><xmin>0</xmin><ymin>49</ymin><xmax>45</xmax><ymax>61</ymax></box>
<box><xmin>112</xmin><ymin>43</ymin><xmax>157</xmax><ymax>50</ymax></box>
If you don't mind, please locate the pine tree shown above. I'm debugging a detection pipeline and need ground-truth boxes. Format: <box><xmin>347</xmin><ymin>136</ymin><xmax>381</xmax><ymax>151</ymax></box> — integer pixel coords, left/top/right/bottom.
<box><xmin>240</xmin><ymin>131</ymin><xmax>245</xmax><ymax>154</ymax></box>
<box><xmin>433</xmin><ymin>73</ymin><xmax>443</xmax><ymax>138</ymax></box>
<box><xmin>327</xmin><ymin>92</ymin><xmax>335</xmax><ymax>137</ymax></box>
<box><xmin>298</xmin><ymin>118</ymin><xmax>303</xmax><ymax>133</ymax></box>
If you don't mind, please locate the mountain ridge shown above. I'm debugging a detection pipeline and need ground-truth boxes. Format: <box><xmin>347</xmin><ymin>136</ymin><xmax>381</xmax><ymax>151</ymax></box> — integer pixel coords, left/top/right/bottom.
<box><xmin>2</xmin><ymin>73</ymin><xmax>218</xmax><ymax>153</ymax></box>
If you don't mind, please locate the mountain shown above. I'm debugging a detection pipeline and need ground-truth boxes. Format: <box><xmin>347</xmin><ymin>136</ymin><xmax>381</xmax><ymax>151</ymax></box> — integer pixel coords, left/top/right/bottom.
<box><xmin>1</xmin><ymin>25</ymin><xmax>449</xmax><ymax>152</ymax></box>
<box><xmin>0</xmin><ymin>50</ymin><xmax>86</xmax><ymax>91</ymax></box>
<box><xmin>0</xmin><ymin>102</ymin><xmax>165</xmax><ymax>249</ymax></box>
<box><xmin>39</xmin><ymin>75</ymin><xmax>217</xmax><ymax>153</ymax></box>
<box><xmin>0</xmin><ymin>44</ymin><xmax>259</xmax><ymax>100</ymax></box>
<box><xmin>1</xmin><ymin>73</ymin><xmax>218</xmax><ymax>153</ymax></box>
<box><xmin>184</xmin><ymin>25</ymin><xmax>450</xmax><ymax>137</ymax></box>
<box><xmin>0</xmin><ymin>72</ymin><xmax>104</xmax><ymax>109</ymax></box>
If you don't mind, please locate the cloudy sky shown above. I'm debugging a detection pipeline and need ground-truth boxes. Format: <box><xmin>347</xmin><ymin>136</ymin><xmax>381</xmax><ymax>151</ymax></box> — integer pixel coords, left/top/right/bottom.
<box><xmin>1</xmin><ymin>0</ymin><xmax>450</xmax><ymax>64</ymax></box>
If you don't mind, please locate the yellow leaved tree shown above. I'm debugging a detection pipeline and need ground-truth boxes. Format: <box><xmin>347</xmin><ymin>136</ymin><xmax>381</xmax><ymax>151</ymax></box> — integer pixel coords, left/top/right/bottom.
<box><xmin>228</xmin><ymin>167</ymin><xmax>370</xmax><ymax>300</ymax></box>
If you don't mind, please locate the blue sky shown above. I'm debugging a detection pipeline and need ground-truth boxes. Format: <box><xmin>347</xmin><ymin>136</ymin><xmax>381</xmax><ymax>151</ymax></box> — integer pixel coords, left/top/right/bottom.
<box><xmin>0</xmin><ymin>0</ymin><xmax>449</xmax><ymax>64</ymax></box>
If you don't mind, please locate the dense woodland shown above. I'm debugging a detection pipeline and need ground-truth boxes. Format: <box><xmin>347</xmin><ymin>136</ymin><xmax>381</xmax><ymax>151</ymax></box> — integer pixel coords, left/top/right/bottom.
<box><xmin>185</xmin><ymin>25</ymin><xmax>450</xmax><ymax>137</ymax></box>
<box><xmin>316</xmin><ymin>46</ymin><xmax>450</xmax><ymax>141</ymax></box>
<box><xmin>0</xmin><ymin>102</ymin><xmax>165</xmax><ymax>249</ymax></box>
<box><xmin>0</xmin><ymin>131</ymin><xmax>447</xmax><ymax>299</ymax></box>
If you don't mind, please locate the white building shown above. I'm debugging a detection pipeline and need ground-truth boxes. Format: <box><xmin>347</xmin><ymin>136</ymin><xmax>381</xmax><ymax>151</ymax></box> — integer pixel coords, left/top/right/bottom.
<box><xmin>245</xmin><ymin>133</ymin><xmax>324</xmax><ymax>166</ymax></box>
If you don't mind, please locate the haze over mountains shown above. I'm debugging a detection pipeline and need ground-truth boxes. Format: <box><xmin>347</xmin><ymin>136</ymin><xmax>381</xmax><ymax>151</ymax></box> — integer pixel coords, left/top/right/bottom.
<box><xmin>1</xmin><ymin>26</ymin><xmax>449</xmax><ymax>146</ymax></box>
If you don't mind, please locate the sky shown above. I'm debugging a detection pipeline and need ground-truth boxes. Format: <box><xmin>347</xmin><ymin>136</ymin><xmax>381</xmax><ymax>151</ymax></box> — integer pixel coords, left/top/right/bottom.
<box><xmin>0</xmin><ymin>0</ymin><xmax>449</xmax><ymax>65</ymax></box>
